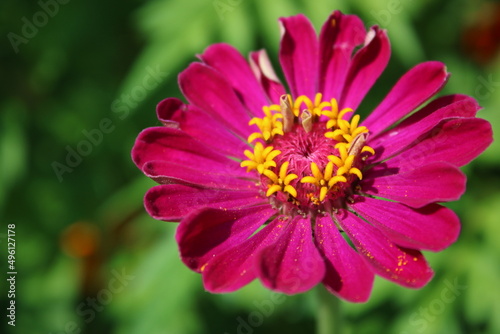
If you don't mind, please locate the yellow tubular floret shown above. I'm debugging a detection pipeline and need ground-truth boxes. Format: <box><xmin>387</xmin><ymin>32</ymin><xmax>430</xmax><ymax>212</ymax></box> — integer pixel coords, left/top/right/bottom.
<box><xmin>289</xmin><ymin>93</ymin><xmax>332</xmax><ymax>118</ymax></box>
<box><xmin>247</xmin><ymin>132</ymin><xmax>262</xmax><ymax>143</ymax></box>
<box><xmin>324</xmin><ymin>162</ymin><xmax>333</xmax><ymax>180</ymax></box>
<box><xmin>319</xmin><ymin>187</ymin><xmax>328</xmax><ymax>202</ymax></box>
<box><xmin>311</xmin><ymin>93</ymin><xmax>331</xmax><ymax>117</ymax></box>
<box><xmin>279</xmin><ymin>162</ymin><xmax>290</xmax><ymax>179</ymax></box>
<box><xmin>325</xmin><ymin>129</ymin><xmax>345</xmax><ymax>141</ymax></box>
<box><xmin>350</xmin><ymin>114</ymin><xmax>360</xmax><ymax>130</ymax></box>
<box><xmin>361</xmin><ymin>146</ymin><xmax>375</xmax><ymax>155</ymax></box>
<box><xmin>301</xmin><ymin>176</ymin><xmax>319</xmax><ymax>185</ymax></box>
<box><xmin>338</xmin><ymin>145</ymin><xmax>348</xmax><ymax>161</ymax></box>
<box><xmin>266</xmin><ymin>184</ymin><xmax>282</xmax><ymax>197</ymax></box>
<box><xmin>337</xmin><ymin>108</ymin><xmax>352</xmax><ymax>121</ymax></box>
<box><xmin>323</xmin><ymin>98</ymin><xmax>340</xmax><ymax>129</ymax></box>
<box><xmin>264</xmin><ymin>161</ymin><xmax>298</xmax><ymax>198</ymax></box>
<box><xmin>324</xmin><ymin>101</ymin><xmax>369</xmax><ymax>147</ymax></box>
<box><xmin>301</xmin><ymin>161</ymin><xmax>349</xmax><ymax>202</ymax></box>
<box><xmin>328</xmin><ymin>143</ymin><xmax>365</xmax><ymax>181</ymax></box>
<box><xmin>310</xmin><ymin>162</ymin><xmax>323</xmax><ymax>180</ymax></box>
<box><xmin>328</xmin><ymin>155</ymin><xmax>343</xmax><ymax>168</ymax></box>
<box><xmin>328</xmin><ymin>175</ymin><xmax>347</xmax><ymax>187</ymax></box>
<box><xmin>351</xmin><ymin>126</ymin><xmax>368</xmax><ymax>138</ymax></box>
<box><xmin>263</xmin><ymin>169</ymin><xmax>279</xmax><ymax>184</ymax></box>
<box><xmin>240</xmin><ymin>142</ymin><xmax>281</xmax><ymax>174</ymax></box>
<box><xmin>240</xmin><ymin>93</ymin><xmax>376</xmax><ymax>207</ymax></box>
<box><xmin>284</xmin><ymin>185</ymin><xmax>297</xmax><ymax>198</ymax></box>
<box><xmin>247</xmin><ymin>106</ymin><xmax>284</xmax><ymax>143</ymax></box>
<box><xmin>284</xmin><ymin>174</ymin><xmax>298</xmax><ymax>184</ymax></box>
<box><xmin>349</xmin><ymin>168</ymin><xmax>363</xmax><ymax>180</ymax></box>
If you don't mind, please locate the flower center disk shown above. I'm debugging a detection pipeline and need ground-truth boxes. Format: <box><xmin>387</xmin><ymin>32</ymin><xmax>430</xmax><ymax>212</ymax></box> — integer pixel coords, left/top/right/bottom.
<box><xmin>240</xmin><ymin>93</ymin><xmax>375</xmax><ymax>216</ymax></box>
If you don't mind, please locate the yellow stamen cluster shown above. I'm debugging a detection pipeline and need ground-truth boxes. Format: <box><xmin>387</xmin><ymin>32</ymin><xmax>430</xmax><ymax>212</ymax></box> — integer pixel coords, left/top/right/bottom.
<box><xmin>241</xmin><ymin>93</ymin><xmax>376</xmax><ymax>205</ymax></box>
<box><xmin>323</xmin><ymin>98</ymin><xmax>352</xmax><ymax>130</ymax></box>
<box><xmin>324</xmin><ymin>99</ymin><xmax>369</xmax><ymax>144</ymax></box>
<box><xmin>240</xmin><ymin>142</ymin><xmax>281</xmax><ymax>174</ymax></box>
<box><xmin>326</xmin><ymin>114</ymin><xmax>368</xmax><ymax>143</ymax></box>
<box><xmin>248</xmin><ymin>106</ymin><xmax>284</xmax><ymax>143</ymax></box>
<box><xmin>301</xmin><ymin>162</ymin><xmax>347</xmax><ymax>202</ymax></box>
<box><xmin>323</xmin><ymin>98</ymin><xmax>375</xmax><ymax>158</ymax></box>
<box><xmin>328</xmin><ymin>145</ymin><xmax>363</xmax><ymax>180</ymax></box>
<box><xmin>290</xmin><ymin>93</ymin><xmax>331</xmax><ymax>117</ymax></box>
<box><xmin>264</xmin><ymin>162</ymin><xmax>298</xmax><ymax>198</ymax></box>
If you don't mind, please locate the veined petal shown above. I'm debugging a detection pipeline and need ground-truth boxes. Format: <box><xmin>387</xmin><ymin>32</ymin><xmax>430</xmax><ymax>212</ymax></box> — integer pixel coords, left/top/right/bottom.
<box><xmin>249</xmin><ymin>49</ymin><xmax>287</xmax><ymax>104</ymax></box>
<box><xmin>257</xmin><ymin>215</ymin><xmax>325</xmax><ymax>294</ymax></box>
<box><xmin>156</xmin><ymin>97</ymin><xmax>249</xmax><ymax>158</ymax></box>
<box><xmin>350</xmin><ymin>196</ymin><xmax>460</xmax><ymax>251</ymax></box>
<box><xmin>384</xmin><ymin>118</ymin><xmax>493</xmax><ymax>168</ymax></box>
<box><xmin>279</xmin><ymin>14</ymin><xmax>319</xmax><ymax>98</ymax></box>
<box><xmin>369</xmin><ymin>96</ymin><xmax>482</xmax><ymax>161</ymax></box>
<box><xmin>362</xmin><ymin>61</ymin><xmax>449</xmax><ymax>134</ymax></box>
<box><xmin>132</xmin><ymin>127</ymin><xmax>245</xmax><ymax>178</ymax></box>
<box><xmin>339</xmin><ymin>26</ymin><xmax>390</xmax><ymax>110</ymax></box>
<box><xmin>396</xmin><ymin>94</ymin><xmax>479</xmax><ymax>127</ymax></box>
<box><xmin>202</xmin><ymin>216</ymin><xmax>286</xmax><ymax>293</ymax></box>
<box><xmin>179</xmin><ymin>62</ymin><xmax>252</xmax><ymax>138</ymax></box>
<box><xmin>337</xmin><ymin>210</ymin><xmax>434</xmax><ymax>288</ymax></box>
<box><xmin>315</xmin><ymin>215</ymin><xmax>374</xmax><ymax>302</ymax></box>
<box><xmin>200</xmin><ymin>43</ymin><xmax>269</xmax><ymax>115</ymax></box>
<box><xmin>144</xmin><ymin>184</ymin><xmax>265</xmax><ymax>222</ymax></box>
<box><xmin>176</xmin><ymin>206</ymin><xmax>275</xmax><ymax>272</ymax></box>
<box><xmin>142</xmin><ymin>161</ymin><xmax>255</xmax><ymax>190</ymax></box>
<box><xmin>363</xmin><ymin>162</ymin><xmax>466</xmax><ymax>208</ymax></box>
<box><xmin>319</xmin><ymin>11</ymin><xmax>366</xmax><ymax>100</ymax></box>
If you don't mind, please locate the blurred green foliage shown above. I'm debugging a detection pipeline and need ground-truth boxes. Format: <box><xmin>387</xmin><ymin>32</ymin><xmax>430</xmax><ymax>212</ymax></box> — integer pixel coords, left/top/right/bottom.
<box><xmin>1</xmin><ymin>0</ymin><xmax>500</xmax><ymax>333</ymax></box>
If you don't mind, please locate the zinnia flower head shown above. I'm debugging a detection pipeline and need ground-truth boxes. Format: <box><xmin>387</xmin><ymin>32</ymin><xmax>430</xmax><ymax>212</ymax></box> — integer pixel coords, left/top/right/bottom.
<box><xmin>132</xmin><ymin>11</ymin><xmax>493</xmax><ymax>302</ymax></box>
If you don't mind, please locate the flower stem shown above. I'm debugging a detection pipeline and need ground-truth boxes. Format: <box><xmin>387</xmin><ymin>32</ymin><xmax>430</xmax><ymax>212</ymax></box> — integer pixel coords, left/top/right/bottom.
<box><xmin>316</xmin><ymin>285</ymin><xmax>342</xmax><ymax>334</ymax></box>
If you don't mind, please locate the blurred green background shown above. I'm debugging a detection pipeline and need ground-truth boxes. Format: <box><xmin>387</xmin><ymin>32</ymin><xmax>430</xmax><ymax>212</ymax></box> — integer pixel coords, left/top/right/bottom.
<box><xmin>1</xmin><ymin>0</ymin><xmax>500</xmax><ymax>333</ymax></box>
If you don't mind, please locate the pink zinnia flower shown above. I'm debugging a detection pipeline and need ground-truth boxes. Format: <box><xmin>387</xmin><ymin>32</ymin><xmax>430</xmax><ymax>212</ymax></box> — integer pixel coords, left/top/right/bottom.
<box><xmin>132</xmin><ymin>11</ymin><xmax>492</xmax><ymax>302</ymax></box>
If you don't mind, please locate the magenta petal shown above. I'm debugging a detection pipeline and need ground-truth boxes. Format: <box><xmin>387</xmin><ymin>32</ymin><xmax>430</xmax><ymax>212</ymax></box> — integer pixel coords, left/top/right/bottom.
<box><xmin>176</xmin><ymin>206</ymin><xmax>275</xmax><ymax>272</ymax></box>
<box><xmin>144</xmin><ymin>184</ymin><xmax>265</xmax><ymax>221</ymax></box>
<box><xmin>362</xmin><ymin>61</ymin><xmax>449</xmax><ymax>133</ymax></box>
<box><xmin>350</xmin><ymin>196</ymin><xmax>460</xmax><ymax>251</ymax></box>
<box><xmin>387</xmin><ymin>117</ymin><xmax>493</xmax><ymax>168</ymax></box>
<box><xmin>339</xmin><ymin>27</ymin><xmax>390</xmax><ymax>110</ymax></box>
<box><xmin>257</xmin><ymin>216</ymin><xmax>325</xmax><ymax>294</ymax></box>
<box><xmin>319</xmin><ymin>11</ymin><xmax>366</xmax><ymax>100</ymax></box>
<box><xmin>179</xmin><ymin>62</ymin><xmax>252</xmax><ymax>138</ymax></box>
<box><xmin>142</xmin><ymin>161</ymin><xmax>254</xmax><ymax>190</ymax></box>
<box><xmin>338</xmin><ymin>210</ymin><xmax>434</xmax><ymax>288</ymax></box>
<box><xmin>132</xmin><ymin>127</ymin><xmax>245</xmax><ymax>177</ymax></box>
<box><xmin>249</xmin><ymin>49</ymin><xmax>287</xmax><ymax>104</ymax></box>
<box><xmin>200</xmin><ymin>43</ymin><xmax>269</xmax><ymax>114</ymax></box>
<box><xmin>156</xmin><ymin>98</ymin><xmax>248</xmax><ymax>157</ymax></box>
<box><xmin>364</xmin><ymin>162</ymin><xmax>466</xmax><ymax>208</ymax></box>
<box><xmin>203</xmin><ymin>216</ymin><xmax>286</xmax><ymax>292</ymax></box>
<box><xmin>392</xmin><ymin>94</ymin><xmax>479</xmax><ymax>128</ymax></box>
<box><xmin>369</xmin><ymin>97</ymin><xmax>482</xmax><ymax>161</ymax></box>
<box><xmin>155</xmin><ymin>97</ymin><xmax>183</xmax><ymax>128</ymax></box>
<box><xmin>315</xmin><ymin>215</ymin><xmax>374</xmax><ymax>302</ymax></box>
<box><xmin>279</xmin><ymin>14</ymin><xmax>319</xmax><ymax>98</ymax></box>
